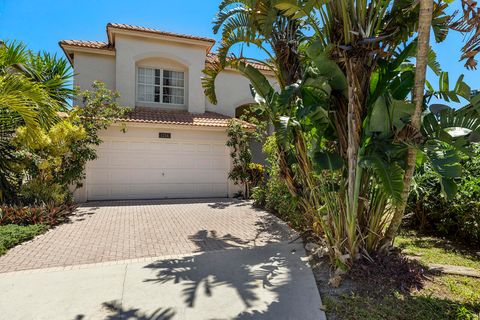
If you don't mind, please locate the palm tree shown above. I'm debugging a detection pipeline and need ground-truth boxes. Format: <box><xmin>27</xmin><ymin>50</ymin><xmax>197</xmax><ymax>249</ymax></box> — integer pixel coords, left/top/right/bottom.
<box><xmin>207</xmin><ymin>0</ymin><xmax>480</xmax><ymax>267</ymax></box>
<box><xmin>383</xmin><ymin>0</ymin><xmax>435</xmax><ymax>246</ymax></box>
<box><xmin>0</xmin><ymin>41</ymin><xmax>71</xmax><ymax>201</ymax></box>
<box><xmin>203</xmin><ymin>0</ymin><xmax>304</xmax><ymax>99</ymax></box>
<box><xmin>204</xmin><ymin>0</ymin><xmax>324</xmax><ymax>225</ymax></box>
<box><xmin>0</xmin><ymin>41</ymin><xmax>72</xmax><ymax>131</ymax></box>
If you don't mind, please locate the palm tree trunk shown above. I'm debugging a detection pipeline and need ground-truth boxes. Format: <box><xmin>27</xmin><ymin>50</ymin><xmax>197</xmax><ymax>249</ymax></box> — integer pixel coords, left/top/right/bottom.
<box><xmin>344</xmin><ymin>56</ymin><xmax>371</xmax><ymax>256</ymax></box>
<box><xmin>383</xmin><ymin>0</ymin><xmax>434</xmax><ymax>245</ymax></box>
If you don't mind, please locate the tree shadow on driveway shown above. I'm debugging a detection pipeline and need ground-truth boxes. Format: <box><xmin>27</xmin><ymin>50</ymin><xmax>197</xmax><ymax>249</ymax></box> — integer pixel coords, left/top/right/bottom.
<box><xmin>144</xmin><ymin>245</ymin><xmax>287</xmax><ymax>308</ymax></box>
<box><xmin>73</xmin><ymin>301</ymin><xmax>175</xmax><ymax>320</ymax></box>
<box><xmin>141</xmin><ymin>231</ymin><xmax>324</xmax><ymax>319</ymax></box>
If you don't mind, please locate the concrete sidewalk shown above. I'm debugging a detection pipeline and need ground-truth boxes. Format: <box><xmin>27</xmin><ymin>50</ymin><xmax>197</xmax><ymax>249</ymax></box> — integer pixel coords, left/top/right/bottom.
<box><xmin>0</xmin><ymin>240</ymin><xmax>325</xmax><ymax>320</ymax></box>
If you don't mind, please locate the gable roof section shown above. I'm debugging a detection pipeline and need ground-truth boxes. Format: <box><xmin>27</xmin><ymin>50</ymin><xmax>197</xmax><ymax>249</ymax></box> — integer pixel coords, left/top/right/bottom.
<box><xmin>59</xmin><ymin>22</ymin><xmax>216</xmax><ymax>64</ymax></box>
<box><xmin>122</xmin><ymin>107</ymin><xmax>256</xmax><ymax>130</ymax></box>
<box><xmin>106</xmin><ymin>23</ymin><xmax>215</xmax><ymax>45</ymax></box>
<box><xmin>59</xmin><ymin>23</ymin><xmax>272</xmax><ymax>75</ymax></box>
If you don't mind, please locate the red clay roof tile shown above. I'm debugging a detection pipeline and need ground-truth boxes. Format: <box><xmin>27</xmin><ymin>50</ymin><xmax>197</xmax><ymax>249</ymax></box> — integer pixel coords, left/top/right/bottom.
<box><xmin>121</xmin><ymin>107</ymin><xmax>256</xmax><ymax>129</ymax></box>
<box><xmin>59</xmin><ymin>24</ymin><xmax>272</xmax><ymax>73</ymax></box>
<box><xmin>205</xmin><ymin>53</ymin><xmax>272</xmax><ymax>72</ymax></box>
<box><xmin>59</xmin><ymin>40</ymin><xmax>113</xmax><ymax>50</ymax></box>
<box><xmin>107</xmin><ymin>23</ymin><xmax>216</xmax><ymax>43</ymax></box>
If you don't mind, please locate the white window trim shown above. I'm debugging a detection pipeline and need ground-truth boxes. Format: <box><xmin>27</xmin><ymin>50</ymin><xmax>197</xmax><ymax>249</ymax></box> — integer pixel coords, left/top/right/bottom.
<box><xmin>136</xmin><ymin>66</ymin><xmax>186</xmax><ymax>106</ymax></box>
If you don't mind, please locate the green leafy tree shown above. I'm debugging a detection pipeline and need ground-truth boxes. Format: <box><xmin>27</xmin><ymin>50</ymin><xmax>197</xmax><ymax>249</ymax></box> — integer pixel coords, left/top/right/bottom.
<box><xmin>226</xmin><ymin>119</ymin><xmax>254</xmax><ymax>198</ymax></box>
<box><xmin>11</xmin><ymin>81</ymin><xmax>127</xmax><ymax>205</ymax></box>
<box><xmin>207</xmin><ymin>0</ymin><xmax>480</xmax><ymax>270</ymax></box>
<box><xmin>0</xmin><ymin>41</ymin><xmax>71</xmax><ymax>201</ymax></box>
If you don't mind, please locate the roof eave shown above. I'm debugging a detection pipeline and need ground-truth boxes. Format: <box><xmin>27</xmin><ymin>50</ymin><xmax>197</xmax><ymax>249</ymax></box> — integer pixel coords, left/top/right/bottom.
<box><xmin>106</xmin><ymin>25</ymin><xmax>215</xmax><ymax>52</ymax></box>
<box><xmin>58</xmin><ymin>42</ymin><xmax>74</xmax><ymax>65</ymax></box>
<box><xmin>59</xmin><ymin>43</ymin><xmax>116</xmax><ymax>65</ymax></box>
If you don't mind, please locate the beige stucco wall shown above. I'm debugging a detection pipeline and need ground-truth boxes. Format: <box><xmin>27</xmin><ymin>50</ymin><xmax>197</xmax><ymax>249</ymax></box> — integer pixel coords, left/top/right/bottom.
<box><xmin>73</xmin><ymin>52</ymin><xmax>116</xmax><ymax>104</ymax></box>
<box><xmin>205</xmin><ymin>70</ymin><xmax>257</xmax><ymax>117</ymax></box>
<box><xmin>71</xmin><ymin>34</ymin><xmax>278</xmax><ymax>117</ymax></box>
<box><xmin>205</xmin><ymin>69</ymin><xmax>279</xmax><ymax>116</ymax></box>
<box><xmin>114</xmin><ymin>35</ymin><xmax>206</xmax><ymax>113</ymax></box>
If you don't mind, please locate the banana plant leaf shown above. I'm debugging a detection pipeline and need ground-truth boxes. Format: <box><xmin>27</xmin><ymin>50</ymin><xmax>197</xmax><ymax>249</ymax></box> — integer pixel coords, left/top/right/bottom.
<box><xmin>313</xmin><ymin>150</ymin><xmax>344</xmax><ymax>171</ymax></box>
<box><xmin>360</xmin><ymin>155</ymin><xmax>404</xmax><ymax>204</ymax></box>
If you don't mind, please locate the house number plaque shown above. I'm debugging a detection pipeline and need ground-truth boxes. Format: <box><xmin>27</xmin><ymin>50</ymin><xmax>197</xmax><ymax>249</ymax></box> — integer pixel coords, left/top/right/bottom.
<box><xmin>158</xmin><ymin>132</ymin><xmax>171</xmax><ymax>139</ymax></box>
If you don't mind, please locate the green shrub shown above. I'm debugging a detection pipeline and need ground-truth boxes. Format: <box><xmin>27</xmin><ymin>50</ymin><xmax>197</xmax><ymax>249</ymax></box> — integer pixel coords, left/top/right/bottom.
<box><xmin>19</xmin><ymin>179</ymin><xmax>69</xmax><ymax>206</ymax></box>
<box><xmin>248</xmin><ymin>162</ymin><xmax>265</xmax><ymax>188</ymax></box>
<box><xmin>8</xmin><ymin>81</ymin><xmax>127</xmax><ymax>206</ymax></box>
<box><xmin>408</xmin><ymin>145</ymin><xmax>480</xmax><ymax>244</ymax></box>
<box><xmin>0</xmin><ymin>224</ymin><xmax>47</xmax><ymax>255</ymax></box>
<box><xmin>252</xmin><ymin>136</ymin><xmax>303</xmax><ymax>229</ymax></box>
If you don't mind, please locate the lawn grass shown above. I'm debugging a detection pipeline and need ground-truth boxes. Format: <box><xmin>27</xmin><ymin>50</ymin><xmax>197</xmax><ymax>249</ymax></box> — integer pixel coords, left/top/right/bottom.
<box><xmin>0</xmin><ymin>224</ymin><xmax>47</xmax><ymax>255</ymax></box>
<box><xmin>320</xmin><ymin>233</ymin><xmax>480</xmax><ymax>320</ymax></box>
<box><xmin>395</xmin><ymin>233</ymin><xmax>480</xmax><ymax>269</ymax></box>
<box><xmin>324</xmin><ymin>275</ymin><xmax>480</xmax><ymax>320</ymax></box>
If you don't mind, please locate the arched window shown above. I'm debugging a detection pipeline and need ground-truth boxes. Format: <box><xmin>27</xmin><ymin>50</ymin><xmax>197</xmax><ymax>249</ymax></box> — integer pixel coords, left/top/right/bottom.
<box><xmin>135</xmin><ymin>57</ymin><xmax>188</xmax><ymax>108</ymax></box>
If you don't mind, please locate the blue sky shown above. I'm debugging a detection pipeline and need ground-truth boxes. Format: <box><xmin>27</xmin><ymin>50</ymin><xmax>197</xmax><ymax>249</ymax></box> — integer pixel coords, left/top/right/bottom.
<box><xmin>0</xmin><ymin>0</ymin><xmax>478</xmax><ymax>102</ymax></box>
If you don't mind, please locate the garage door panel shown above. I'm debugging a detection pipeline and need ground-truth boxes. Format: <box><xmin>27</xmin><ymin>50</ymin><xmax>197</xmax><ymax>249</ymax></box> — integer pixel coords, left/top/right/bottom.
<box><xmin>212</xmin><ymin>145</ymin><xmax>228</xmax><ymax>154</ymax></box>
<box><xmin>213</xmin><ymin>159</ymin><xmax>228</xmax><ymax>169</ymax></box>
<box><xmin>111</xmin><ymin>141</ymin><xmax>130</xmax><ymax>149</ymax></box>
<box><xmin>109</xmin><ymin>155</ymin><xmax>136</xmax><ymax>167</ymax></box>
<box><xmin>96</xmin><ymin>140</ymin><xmax>112</xmax><ymax>150</ymax></box>
<box><xmin>159</xmin><ymin>169</ymin><xmax>226</xmax><ymax>183</ymax></box>
<box><xmin>213</xmin><ymin>183</ymin><xmax>229</xmax><ymax>195</ymax></box>
<box><xmin>180</xmin><ymin>143</ymin><xmax>197</xmax><ymax>153</ymax></box>
<box><xmin>110</xmin><ymin>184</ymin><xmax>130</xmax><ymax>197</ymax></box>
<box><xmin>162</xmin><ymin>143</ymin><xmax>180</xmax><ymax>152</ymax></box>
<box><xmin>90</xmin><ymin>155</ymin><xmax>110</xmax><ymax>167</ymax></box>
<box><xmin>128</xmin><ymin>141</ymin><xmax>149</xmax><ymax>151</ymax></box>
<box><xmin>87</xmin><ymin>133</ymin><xmax>230</xmax><ymax>201</ymax></box>
<box><xmin>195</xmin><ymin>158</ymin><xmax>213</xmax><ymax>169</ymax></box>
<box><xmin>197</xmin><ymin>144</ymin><xmax>211</xmax><ymax>152</ymax></box>
<box><xmin>87</xmin><ymin>185</ymin><xmax>110</xmax><ymax>199</ymax></box>
<box><xmin>87</xmin><ymin>169</ymin><xmax>109</xmax><ymax>184</ymax></box>
<box><xmin>111</xmin><ymin>169</ymin><xmax>152</xmax><ymax>183</ymax></box>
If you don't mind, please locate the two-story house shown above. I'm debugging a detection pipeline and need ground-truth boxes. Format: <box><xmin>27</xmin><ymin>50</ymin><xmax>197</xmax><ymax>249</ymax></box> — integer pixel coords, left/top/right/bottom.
<box><xmin>60</xmin><ymin>23</ymin><xmax>275</xmax><ymax>202</ymax></box>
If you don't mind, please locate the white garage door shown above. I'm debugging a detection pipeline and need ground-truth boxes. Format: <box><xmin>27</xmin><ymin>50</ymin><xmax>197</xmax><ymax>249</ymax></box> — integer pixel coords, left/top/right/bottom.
<box><xmin>86</xmin><ymin>130</ymin><xmax>230</xmax><ymax>201</ymax></box>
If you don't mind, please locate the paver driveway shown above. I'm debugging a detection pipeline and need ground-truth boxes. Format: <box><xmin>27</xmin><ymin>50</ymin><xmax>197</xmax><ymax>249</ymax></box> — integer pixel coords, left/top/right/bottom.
<box><xmin>0</xmin><ymin>199</ymin><xmax>294</xmax><ymax>273</ymax></box>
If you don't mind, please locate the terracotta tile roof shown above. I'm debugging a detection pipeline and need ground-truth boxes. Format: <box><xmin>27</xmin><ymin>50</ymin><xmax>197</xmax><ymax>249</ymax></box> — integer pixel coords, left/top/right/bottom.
<box><xmin>59</xmin><ymin>40</ymin><xmax>113</xmax><ymax>50</ymax></box>
<box><xmin>121</xmin><ymin>107</ymin><xmax>256</xmax><ymax>129</ymax></box>
<box><xmin>107</xmin><ymin>23</ymin><xmax>216</xmax><ymax>44</ymax></box>
<box><xmin>206</xmin><ymin>53</ymin><xmax>272</xmax><ymax>72</ymax></box>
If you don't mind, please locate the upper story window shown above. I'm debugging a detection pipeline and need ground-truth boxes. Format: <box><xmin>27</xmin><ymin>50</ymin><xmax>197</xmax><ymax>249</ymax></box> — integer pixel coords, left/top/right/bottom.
<box><xmin>137</xmin><ymin>67</ymin><xmax>185</xmax><ymax>105</ymax></box>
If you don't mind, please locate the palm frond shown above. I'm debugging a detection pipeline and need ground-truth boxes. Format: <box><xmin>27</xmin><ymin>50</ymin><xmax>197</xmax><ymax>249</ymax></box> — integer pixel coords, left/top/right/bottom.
<box><xmin>0</xmin><ymin>74</ymin><xmax>59</xmax><ymax>133</ymax></box>
<box><xmin>214</xmin><ymin>7</ymin><xmax>252</xmax><ymax>35</ymax></box>
<box><xmin>24</xmin><ymin>51</ymin><xmax>74</xmax><ymax>108</ymax></box>
<box><xmin>449</xmin><ymin>0</ymin><xmax>480</xmax><ymax>69</ymax></box>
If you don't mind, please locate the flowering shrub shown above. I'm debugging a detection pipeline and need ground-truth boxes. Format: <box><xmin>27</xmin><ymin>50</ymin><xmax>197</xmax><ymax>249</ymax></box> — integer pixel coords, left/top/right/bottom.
<box><xmin>0</xmin><ymin>203</ymin><xmax>74</xmax><ymax>226</ymax></box>
<box><xmin>248</xmin><ymin>163</ymin><xmax>265</xmax><ymax>188</ymax></box>
<box><xmin>10</xmin><ymin>81</ymin><xmax>127</xmax><ymax>205</ymax></box>
<box><xmin>13</xmin><ymin>120</ymin><xmax>87</xmax><ymax>205</ymax></box>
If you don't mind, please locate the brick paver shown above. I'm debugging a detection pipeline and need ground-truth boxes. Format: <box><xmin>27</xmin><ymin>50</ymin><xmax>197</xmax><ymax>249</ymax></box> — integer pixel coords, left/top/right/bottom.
<box><xmin>0</xmin><ymin>199</ymin><xmax>294</xmax><ymax>273</ymax></box>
